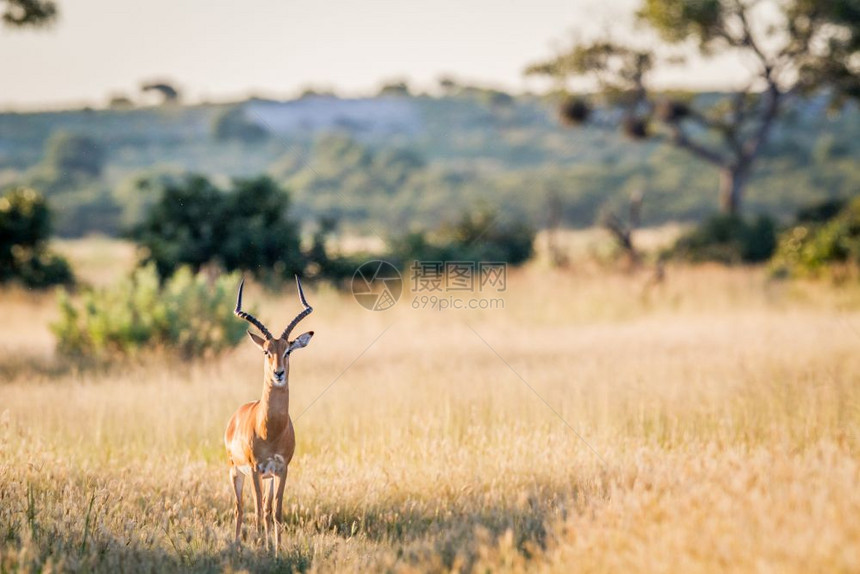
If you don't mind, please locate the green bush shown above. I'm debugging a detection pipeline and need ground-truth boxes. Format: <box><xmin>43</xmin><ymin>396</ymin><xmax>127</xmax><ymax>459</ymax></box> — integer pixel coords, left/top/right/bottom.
<box><xmin>52</xmin><ymin>264</ymin><xmax>247</xmax><ymax>358</ymax></box>
<box><xmin>391</xmin><ymin>205</ymin><xmax>535</xmax><ymax>266</ymax></box>
<box><xmin>50</xmin><ymin>185</ymin><xmax>122</xmax><ymax>238</ymax></box>
<box><xmin>794</xmin><ymin>198</ymin><xmax>847</xmax><ymax>224</ymax></box>
<box><xmin>132</xmin><ymin>175</ymin><xmax>304</xmax><ymax>281</ymax></box>
<box><xmin>0</xmin><ymin>186</ymin><xmax>73</xmax><ymax>287</ymax></box>
<box><xmin>13</xmin><ymin>250</ymin><xmax>74</xmax><ymax>288</ymax></box>
<box><xmin>669</xmin><ymin>214</ymin><xmax>776</xmax><ymax>264</ymax></box>
<box><xmin>43</xmin><ymin>131</ymin><xmax>106</xmax><ymax>179</ymax></box>
<box><xmin>212</xmin><ymin>105</ymin><xmax>269</xmax><ymax>143</ymax></box>
<box><xmin>770</xmin><ymin>197</ymin><xmax>860</xmax><ymax>278</ymax></box>
<box><xmin>303</xmin><ymin>217</ymin><xmax>371</xmax><ymax>284</ymax></box>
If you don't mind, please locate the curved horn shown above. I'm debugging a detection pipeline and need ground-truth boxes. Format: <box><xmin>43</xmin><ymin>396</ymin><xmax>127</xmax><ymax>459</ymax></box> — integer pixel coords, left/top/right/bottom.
<box><xmin>281</xmin><ymin>275</ymin><xmax>313</xmax><ymax>340</ymax></box>
<box><xmin>234</xmin><ymin>278</ymin><xmax>273</xmax><ymax>340</ymax></box>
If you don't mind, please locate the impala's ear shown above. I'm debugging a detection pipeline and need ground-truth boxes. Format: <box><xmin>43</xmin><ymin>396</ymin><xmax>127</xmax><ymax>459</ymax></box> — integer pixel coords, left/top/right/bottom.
<box><xmin>289</xmin><ymin>331</ymin><xmax>314</xmax><ymax>352</ymax></box>
<box><xmin>248</xmin><ymin>331</ymin><xmax>267</xmax><ymax>351</ymax></box>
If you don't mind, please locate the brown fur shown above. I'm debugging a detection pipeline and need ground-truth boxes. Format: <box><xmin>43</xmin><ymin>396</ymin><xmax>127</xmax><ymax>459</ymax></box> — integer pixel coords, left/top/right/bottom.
<box><xmin>224</xmin><ymin>331</ymin><xmax>313</xmax><ymax>547</ymax></box>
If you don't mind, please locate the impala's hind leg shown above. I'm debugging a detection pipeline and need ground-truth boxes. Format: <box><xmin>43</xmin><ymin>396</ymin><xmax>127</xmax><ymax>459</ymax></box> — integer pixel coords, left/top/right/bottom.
<box><xmin>229</xmin><ymin>466</ymin><xmax>245</xmax><ymax>542</ymax></box>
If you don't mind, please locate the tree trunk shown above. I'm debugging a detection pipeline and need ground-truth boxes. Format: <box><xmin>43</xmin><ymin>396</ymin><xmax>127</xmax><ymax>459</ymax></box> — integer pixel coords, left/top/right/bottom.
<box><xmin>719</xmin><ymin>167</ymin><xmax>745</xmax><ymax>216</ymax></box>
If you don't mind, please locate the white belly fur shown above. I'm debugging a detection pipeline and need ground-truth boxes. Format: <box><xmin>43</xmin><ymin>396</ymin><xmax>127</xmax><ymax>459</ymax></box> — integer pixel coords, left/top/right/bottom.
<box><xmin>235</xmin><ymin>454</ymin><xmax>286</xmax><ymax>478</ymax></box>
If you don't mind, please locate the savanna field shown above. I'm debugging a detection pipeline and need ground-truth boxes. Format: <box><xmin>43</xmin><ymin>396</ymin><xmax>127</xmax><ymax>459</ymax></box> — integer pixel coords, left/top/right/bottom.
<box><xmin>1</xmin><ymin>236</ymin><xmax>859</xmax><ymax>573</ymax></box>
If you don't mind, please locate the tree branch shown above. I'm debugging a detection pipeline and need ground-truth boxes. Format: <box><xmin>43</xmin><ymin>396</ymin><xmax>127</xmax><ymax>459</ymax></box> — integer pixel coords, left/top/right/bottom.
<box><xmin>741</xmin><ymin>83</ymin><xmax>781</xmax><ymax>164</ymax></box>
<box><xmin>667</xmin><ymin>124</ymin><xmax>728</xmax><ymax>167</ymax></box>
<box><xmin>733</xmin><ymin>0</ymin><xmax>773</xmax><ymax>78</ymax></box>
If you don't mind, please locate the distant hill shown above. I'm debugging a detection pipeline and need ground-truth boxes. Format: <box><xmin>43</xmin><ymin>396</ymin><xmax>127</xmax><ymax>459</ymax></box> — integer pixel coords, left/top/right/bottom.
<box><xmin>0</xmin><ymin>91</ymin><xmax>857</xmax><ymax>237</ymax></box>
<box><xmin>246</xmin><ymin>96</ymin><xmax>421</xmax><ymax>136</ymax></box>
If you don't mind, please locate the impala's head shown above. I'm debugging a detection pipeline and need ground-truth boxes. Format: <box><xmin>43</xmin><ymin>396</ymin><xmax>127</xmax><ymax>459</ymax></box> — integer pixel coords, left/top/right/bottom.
<box><xmin>235</xmin><ymin>276</ymin><xmax>315</xmax><ymax>388</ymax></box>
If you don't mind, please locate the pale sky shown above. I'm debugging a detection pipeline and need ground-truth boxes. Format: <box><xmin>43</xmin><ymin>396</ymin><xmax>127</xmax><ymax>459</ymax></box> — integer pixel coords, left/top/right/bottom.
<box><xmin>0</xmin><ymin>0</ymin><xmax>754</xmax><ymax>110</ymax></box>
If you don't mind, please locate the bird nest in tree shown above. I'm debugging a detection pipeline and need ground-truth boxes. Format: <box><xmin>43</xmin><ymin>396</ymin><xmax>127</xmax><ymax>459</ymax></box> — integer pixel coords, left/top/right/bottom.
<box><xmin>656</xmin><ymin>99</ymin><xmax>690</xmax><ymax>122</ymax></box>
<box><xmin>622</xmin><ymin>116</ymin><xmax>649</xmax><ymax>139</ymax></box>
<box><xmin>558</xmin><ymin>97</ymin><xmax>591</xmax><ymax>125</ymax></box>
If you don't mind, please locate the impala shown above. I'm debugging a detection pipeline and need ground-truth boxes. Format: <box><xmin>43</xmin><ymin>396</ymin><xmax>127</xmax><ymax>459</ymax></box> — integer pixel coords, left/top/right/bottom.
<box><xmin>224</xmin><ymin>276</ymin><xmax>314</xmax><ymax>547</ymax></box>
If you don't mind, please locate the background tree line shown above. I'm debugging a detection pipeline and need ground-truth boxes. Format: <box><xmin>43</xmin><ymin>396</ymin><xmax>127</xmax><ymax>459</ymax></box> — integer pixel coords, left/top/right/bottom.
<box><xmin>0</xmin><ymin>93</ymin><xmax>857</xmax><ymax>241</ymax></box>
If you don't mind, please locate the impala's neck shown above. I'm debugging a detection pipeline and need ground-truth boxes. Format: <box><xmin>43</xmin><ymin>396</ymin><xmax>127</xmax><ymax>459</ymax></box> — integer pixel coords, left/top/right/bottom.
<box><xmin>257</xmin><ymin>374</ymin><xmax>290</xmax><ymax>439</ymax></box>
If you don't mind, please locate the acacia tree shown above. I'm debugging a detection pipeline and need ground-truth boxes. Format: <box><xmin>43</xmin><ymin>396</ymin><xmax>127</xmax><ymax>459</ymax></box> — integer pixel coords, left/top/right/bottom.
<box><xmin>528</xmin><ymin>0</ymin><xmax>860</xmax><ymax>215</ymax></box>
<box><xmin>1</xmin><ymin>0</ymin><xmax>56</xmax><ymax>27</ymax></box>
<box><xmin>141</xmin><ymin>82</ymin><xmax>181</xmax><ymax>104</ymax></box>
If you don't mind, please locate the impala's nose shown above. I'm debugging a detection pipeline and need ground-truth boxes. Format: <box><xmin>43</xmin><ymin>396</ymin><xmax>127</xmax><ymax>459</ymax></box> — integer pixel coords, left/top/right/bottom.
<box><xmin>274</xmin><ymin>369</ymin><xmax>285</xmax><ymax>379</ymax></box>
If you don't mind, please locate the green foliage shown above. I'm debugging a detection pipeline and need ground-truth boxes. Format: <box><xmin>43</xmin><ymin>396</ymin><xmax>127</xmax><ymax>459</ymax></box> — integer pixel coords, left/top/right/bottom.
<box><xmin>132</xmin><ymin>175</ymin><xmax>304</xmax><ymax>281</ymax></box>
<box><xmin>526</xmin><ymin>42</ymin><xmax>652</xmax><ymax>98</ymax></box>
<box><xmin>391</xmin><ymin>205</ymin><xmax>535</xmax><ymax>266</ymax></box>
<box><xmin>528</xmin><ymin>0</ymin><xmax>860</xmax><ymax>215</ymax></box>
<box><xmin>218</xmin><ymin>176</ymin><xmax>304</xmax><ymax>277</ymax></box>
<box><xmin>43</xmin><ymin>131</ymin><xmax>105</xmax><ymax>179</ymax></box>
<box><xmin>638</xmin><ymin>0</ymin><xmax>722</xmax><ymax>47</ymax></box>
<box><xmin>477</xmin><ymin>89</ymin><xmax>515</xmax><ymax>108</ymax></box>
<box><xmin>1</xmin><ymin>0</ymin><xmax>56</xmax><ymax>28</ymax></box>
<box><xmin>0</xmin><ymin>186</ymin><xmax>49</xmax><ymax>244</ymax></box>
<box><xmin>771</xmin><ymin>197</ymin><xmax>860</xmax><ymax>278</ymax></box>
<box><xmin>812</xmin><ymin>134</ymin><xmax>851</xmax><ymax>165</ymax></box>
<box><xmin>377</xmin><ymin>80</ymin><xmax>411</xmax><ymax>97</ymax></box>
<box><xmin>0</xmin><ymin>186</ymin><xmax>73</xmax><ymax>287</ymax></box>
<box><xmin>304</xmin><ymin>217</ymin><xmax>370</xmax><ymax>283</ymax></box>
<box><xmin>141</xmin><ymin>82</ymin><xmax>180</xmax><ymax>104</ymax></box>
<box><xmin>131</xmin><ymin>174</ymin><xmax>220</xmax><ymax>277</ymax></box>
<box><xmin>670</xmin><ymin>214</ymin><xmax>777</xmax><ymax>264</ymax></box>
<box><xmin>10</xmin><ymin>249</ymin><xmax>73</xmax><ymax>288</ymax></box>
<box><xmin>1</xmin><ymin>93</ymin><xmax>859</xmax><ymax>238</ymax></box>
<box><xmin>639</xmin><ymin>0</ymin><xmax>860</xmax><ymax>79</ymax></box>
<box><xmin>113</xmin><ymin>171</ymin><xmax>180</xmax><ymax>229</ymax></box>
<box><xmin>795</xmin><ymin>198</ymin><xmax>847</xmax><ymax>225</ymax></box>
<box><xmin>789</xmin><ymin>0</ymin><xmax>860</xmax><ymax>102</ymax></box>
<box><xmin>15</xmin><ymin>131</ymin><xmax>119</xmax><ymax>237</ymax></box>
<box><xmin>288</xmin><ymin>133</ymin><xmax>428</xmax><ymax>223</ymax></box>
<box><xmin>50</xmin><ymin>186</ymin><xmax>122</xmax><ymax>237</ymax></box>
<box><xmin>52</xmin><ymin>264</ymin><xmax>247</xmax><ymax>358</ymax></box>
<box><xmin>212</xmin><ymin>106</ymin><xmax>269</xmax><ymax>143</ymax></box>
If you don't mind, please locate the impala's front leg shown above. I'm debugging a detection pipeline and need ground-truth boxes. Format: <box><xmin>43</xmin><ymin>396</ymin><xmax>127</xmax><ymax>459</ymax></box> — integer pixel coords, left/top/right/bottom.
<box><xmin>273</xmin><ymin>469</ymin><xmax>287</xmax><ymax>550</ymax></box>
<box><xmin>250</xmin><ymin>470</ymin><xmax>265</xmax><ymax>542</ymax></box>
<box><xmin>229</xmin><ymin>466</ymin><xmax>244</xmax><ymax>542</ymax></box>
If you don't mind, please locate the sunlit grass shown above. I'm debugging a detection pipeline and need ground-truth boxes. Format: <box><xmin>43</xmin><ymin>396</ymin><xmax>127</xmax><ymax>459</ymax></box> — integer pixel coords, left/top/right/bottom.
<box><xmin>53</xmin><ymin>236</ymin><xmax>137</xmax><ymax>287</ymax></box>
<box><xmin>1</xmin><ymin>241</ymin><xmax>859</xmax><ymax>572</ymax></box>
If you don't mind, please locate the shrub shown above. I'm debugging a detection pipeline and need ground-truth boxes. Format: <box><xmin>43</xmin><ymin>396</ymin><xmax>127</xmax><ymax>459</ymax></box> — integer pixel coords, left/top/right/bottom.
<box><xmin>558</xmin><ymin>96</ymin><xmax>591</xmax><ymax>125</ymax></box>
<box><xmin>770</xmin><ymin>197</ymin><xmax>860</xmax><ymax>278</ymax></box>
<box><xmin>669</xmin><ymin>214</ymin><xmax>776</xmax><ymax>264</ymax></box>
<box><xmin>391</xmin><ymin>205</ymin><xmax>535</xmax><ymax>266</ymax></box>
<box><xmin>52</xmin><ymin>264</ymin><xmax>247</xmax><ymax>358</ymax></box>
<box><xmin>50</xmin><ymin>185</ymin><xmax>122</xmax><ymax>238</ymax></box>
<box><xmin>132</xmin><ymin>175</ymin><xmax>304</xmax><ymax>281</ymax></box>
<box><xmin>12</xmin><ymin>250</ymin><xmax>74</xmax><ymax>288</ymax></box>
<box><xmin>212</xmin><ymin>105</ymin><xmax>269</xmax><ymax>143</ymax></box>
<box><xmin>794</xmin><ymin>198</ymin><xmax>847</xmax><ymax>225</ymax></box>
<box><xmin>304</xmin><ymin>217</ymin><xmax>371</xmax><ymax>284</ymax></box>
<box><xmin>0</xmin><ymin>186</ymin><xmax>73</xmax><ymax>287</ymax></box>
<box><xmin>43</xmin><ymin>131</ymin><xmax>106</xmax><ymax>179</ymax></box>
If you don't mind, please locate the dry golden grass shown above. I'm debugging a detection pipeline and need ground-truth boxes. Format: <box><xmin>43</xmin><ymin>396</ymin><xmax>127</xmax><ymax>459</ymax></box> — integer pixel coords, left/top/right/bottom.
<box><xmin>53</xmin><ymin>237</ymin><xmax>137</xmax><ymax>287</ymax></box>
<box><xmin>1</xmin><ymin>239</ymin><xmax>859</xmax><ymax>572</ymax></box>
<box><xmin>534</xmin><ymin>224</ymin><xmax>685</xmax><ymax>264</ymax></box>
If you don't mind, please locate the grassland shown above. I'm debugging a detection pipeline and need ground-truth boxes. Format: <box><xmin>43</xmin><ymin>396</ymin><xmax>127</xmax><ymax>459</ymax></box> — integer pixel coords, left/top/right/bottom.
<box><xmin>1</xmin><ymin>238</ymin><xmax>859</xmax><ymax>572</ymax></box>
